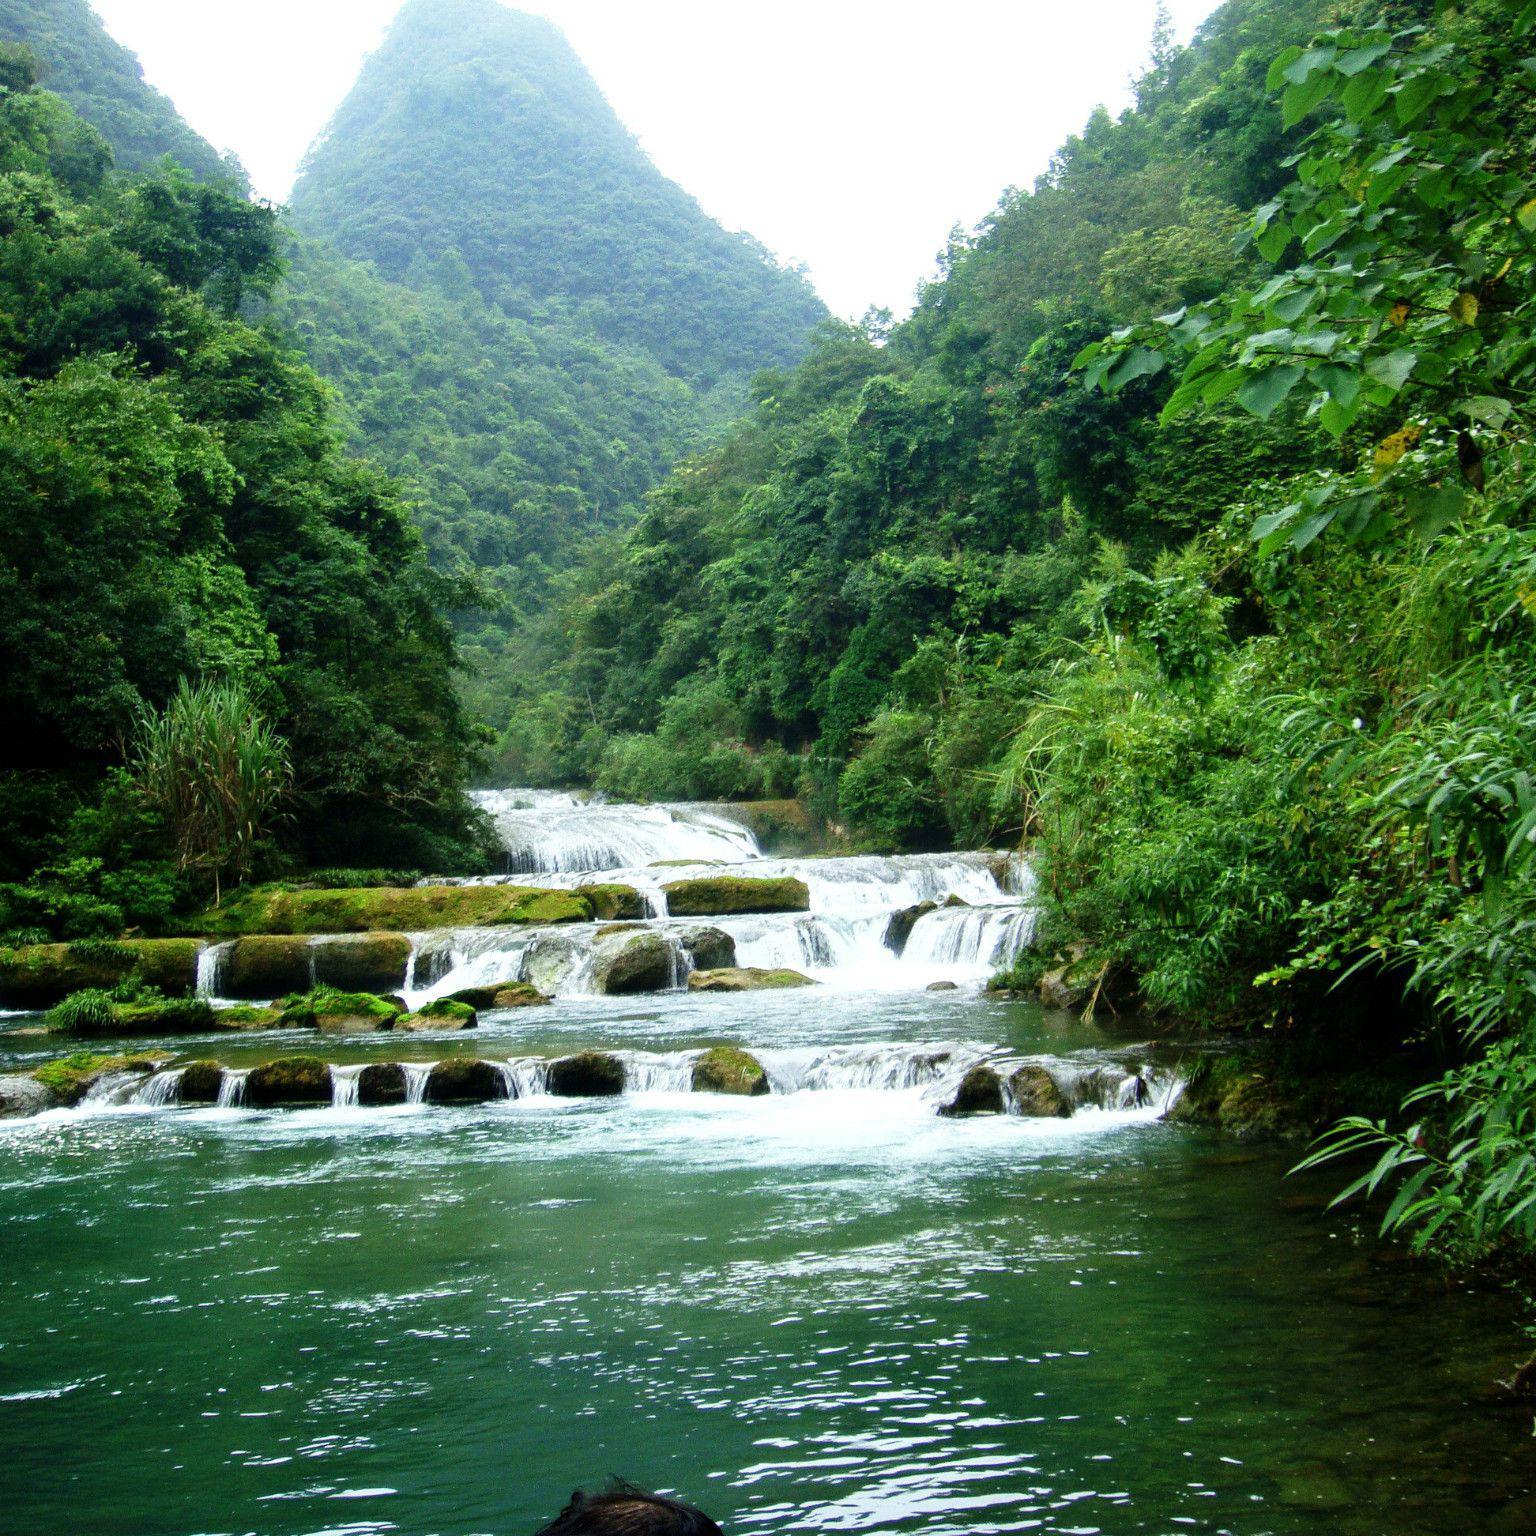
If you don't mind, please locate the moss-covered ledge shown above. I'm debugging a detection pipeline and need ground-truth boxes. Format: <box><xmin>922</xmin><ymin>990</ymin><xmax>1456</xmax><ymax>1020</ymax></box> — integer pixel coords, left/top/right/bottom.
<box><xmin>662</xmin><ymin>875</ymin><xmax>810</xmax><ymax>917</ymax></box>
<box><xmin>0</xmin><ymin>939</ymin><xmax>205</xmax><ymax>1010</ymax></box>
<box><xmin>193</xmin><ymin>882</ymin><xmax>632</xmax><ymax>936</ymax></box>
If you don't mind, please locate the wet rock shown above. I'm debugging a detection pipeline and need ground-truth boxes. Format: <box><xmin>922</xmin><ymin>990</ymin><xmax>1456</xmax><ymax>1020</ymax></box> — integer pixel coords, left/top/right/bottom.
<box><xmin>594</xmin><ymin>933</ymin><xmax>674</xmax><ymax>995</ymax></box>
<box><xmin>0</xmin><ymin>939</ymin><xmax>204</xmax><ymax>1010</ymax></box>
<box><xmin>245</xmin><ymin>1056</ymin><xmax>331</xmax><ymax>1107</ymax></box>
<box><xmin>307</xmin><ymin>934</ymin><xmax>414</xmax><ymax>994</ymax></box>
<box><xmin>680</xmin><ymin>926</ymin><xmax>735</xmax><ymax>972</ymax></box>
<box><xmin>577</xmin><ymin>883</ymin><xmax>645</xmax><ymax>921</ymax></box>
<box><xmin>492</xmin><ymin>984</ymin><xmax>551</xmax><ymax>1009</ymax></box>
<box><xmin>358</xmin><ymin>1062</ymin><xmax>407</xmax><ymax>1106</ymax></box>
<box><xmin>209</xmin><ymin>1005</ymin><xmax>289</xmax><ymax>1032</ymax></box>
<box><xmin>692</xmin><ymin>1046</ymin><xmax>770</xmax><ymax>1096</ymax></box>
<box><xmin>686</xmin><ymin>967</ymin><xmax>815</xmax><ymax>992</ymax></box>
<box><xmin>926</xmin><ymin>980</ymin><xmax>960</xmax><ymax>992</ymax></box>
<box><xmin>424</xmin><ymin>1058</ymin><xmax>507</xmax><ymax>1104</ymax></box>
<box><xmin>198</xmin><ymin>883</ymin><xmax>590</xmax><ymax>935</ymax></box>
<box><xmin>594</xmin><ymin>923</ymin><xmax>646</xmax><ymax>940</ymax></box>
<box><xmin>397</xmin><ymin>999</ymin><xmax>479</xmax><ymax>1032</ymax></box>
<box><xmin>110</xmin><ymin>999</ymin><xmax>217</xmax><ymax>1036</ymax></box>
<box><xmin>884</xmin><ymin>901</ymin><xmax>938</xmax><ymax>955</ymax></box>
<box><xmin>520</xmin><ymin>933</ymin><xmax>585</xmax><ymax>995</ymax></box>
<box><xmin>279</xmin><ymin>990</ymin><xmax>403</xmax><ymax>1033</ymax></box>
<box><xmin>547</xmin><ymin>1051</ymin><xmax>626</xmax><ymax>1097</ymax></box>
<box><xmin>445</xmin><ymin>983</ymin><xmax>524</xmax><ymax>1010</ymax></box>
<box><xmin>0</xmin><ymin>1072</ymin><xmax>57</xmax><ymax>1117</ymax></box>
<box><xmin>938</xmin><ymin>1065</ymin><xmax>1005</xmax><ymax>1117</ymax></box>
<box><xmin>1008</xmin><ymin>1064</ymin><xmax>1071</xmax><ymax>1118</ymax></box>
<box><xmin>1039</xmin><ymin>964</ymin><xmax>1090</xmax><ymax>1011</ymax></box>
<box><xmin>661</xmin><ymin>875</ymin><xmax>810</xmax><ymax>917</ymax></box>
<box><xmin>179</xmin><ymin>1060</ymin><xmax>224</xmax><ymax>1104</ymax></box>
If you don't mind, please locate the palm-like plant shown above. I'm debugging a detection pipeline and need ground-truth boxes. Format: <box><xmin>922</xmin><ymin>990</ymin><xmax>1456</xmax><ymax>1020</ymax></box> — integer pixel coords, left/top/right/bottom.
<box><xmin>133</xmin><ymin>679</ymin><xmax>291</xmax><ymax>903</ymax></box>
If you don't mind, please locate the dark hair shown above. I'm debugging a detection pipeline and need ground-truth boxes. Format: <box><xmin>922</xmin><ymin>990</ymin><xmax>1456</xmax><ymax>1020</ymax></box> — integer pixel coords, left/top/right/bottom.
<box><xmin>534</xmin><ymin>1481</ymin><xmax>723</xmax><ymax>1536</ymax></box>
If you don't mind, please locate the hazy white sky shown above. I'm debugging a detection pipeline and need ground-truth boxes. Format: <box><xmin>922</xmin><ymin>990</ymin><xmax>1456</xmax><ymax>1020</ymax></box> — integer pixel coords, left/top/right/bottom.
<box><xmin>89</xmin><ymin>0</ymin><xmax>1220</xmax><ymax>318</ymax></box>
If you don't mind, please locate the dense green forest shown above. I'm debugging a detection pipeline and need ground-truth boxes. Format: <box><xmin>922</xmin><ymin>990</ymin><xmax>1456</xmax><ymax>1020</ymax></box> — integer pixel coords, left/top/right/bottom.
<box><xmin>0</xmin><ymin>43</ymin><xmax>491</xmax><ymax>935</ymax></box>
<box><xmin>517</xmin><ymin>0</ymin><xmax>1536</xmax><ymax>1259</ymax></box>
<box><xmin>0</xmin><ymin>0</ymin><xmax>235</xmax><ymax>182</ymax></box>
<box><xmin>0</xmin><ymin>0</ymin><xmax>825</xmax><ymax>767</ymax></box>
<box><xmin>290</xmin><ymin>0</ymin><xmax>824</xmax><ymax>389</ymax></box>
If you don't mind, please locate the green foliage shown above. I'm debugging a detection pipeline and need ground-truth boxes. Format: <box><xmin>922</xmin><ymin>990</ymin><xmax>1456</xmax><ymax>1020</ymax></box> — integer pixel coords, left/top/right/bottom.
<box><xmin>45</xmin><ymin>986</ymin><xmax>115</xmax><ymax>1033</ymax></box>
<box><xmin>837</xmin><ymin>712</ymin><xmax>946</xmax><ymax>852</ymax></box>
<box><xmin>132</xmin><ymin>679</ymin><xmax>291</xmax><ymax>901</ymax></box>
<box><xmin>0</xmin><ymin>48</ymin><xmax>489</xmax><ymax>921</ymax></box>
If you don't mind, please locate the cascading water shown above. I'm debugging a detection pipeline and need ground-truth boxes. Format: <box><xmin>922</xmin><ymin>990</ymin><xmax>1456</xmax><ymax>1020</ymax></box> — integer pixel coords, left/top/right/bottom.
<box><xmin>330</xmin><ymin>1064</ymin><xmax>365</xmax><ymax>1108</ymax></box>
<box><xmin>471</xmin><ymin>789</ymin><xmax>762</xmax><ymax>874</ymax></box>
<box><xmin>134</xmin><ymin>1069</ymin><xmax>184</xmax><ymax>1108</ymax></box>
<box><xmin>216</xmin><ymin>1069</ymin><xmax>249</xmax><ymax>1109</ymax></box>
<box><xmin>401</xmin><ymin>1063</ymin><xmax>433</xmax><ymax>1106</ymax></box>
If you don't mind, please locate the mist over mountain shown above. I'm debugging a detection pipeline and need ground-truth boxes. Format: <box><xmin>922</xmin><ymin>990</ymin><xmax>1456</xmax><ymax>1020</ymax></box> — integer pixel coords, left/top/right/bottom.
<box><xmin>289</xmin><ymin>0</ymin><xmax>825</xmax><ymax>388</ymax></box>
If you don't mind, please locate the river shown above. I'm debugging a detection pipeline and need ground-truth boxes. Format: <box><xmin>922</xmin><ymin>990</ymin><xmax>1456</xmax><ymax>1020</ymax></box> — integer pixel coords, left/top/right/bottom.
<box><xmin>0</xmin><ymin>794</ymin><xmax>1531</xmax><ymax>1534</ymax></box>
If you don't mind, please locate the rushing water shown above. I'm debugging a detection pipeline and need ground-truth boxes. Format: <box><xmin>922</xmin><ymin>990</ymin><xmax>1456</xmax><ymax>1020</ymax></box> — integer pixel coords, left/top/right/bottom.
<box><xmin>1</xmin><ymin>796</ymin><xmax>1532</xmax><ymax>1534</ymax></box>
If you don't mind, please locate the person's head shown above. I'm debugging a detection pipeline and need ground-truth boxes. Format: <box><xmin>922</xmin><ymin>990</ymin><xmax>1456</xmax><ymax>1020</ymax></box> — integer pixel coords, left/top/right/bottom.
<box><xmin>533</xmin><ymin>1482</ymin><xmax>723</xmax><ymax>1536</ymax></box>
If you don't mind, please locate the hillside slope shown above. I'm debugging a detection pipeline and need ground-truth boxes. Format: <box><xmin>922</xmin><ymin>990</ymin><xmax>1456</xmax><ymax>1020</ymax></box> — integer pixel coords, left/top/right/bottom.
<box><xmin>290</xmin><ymin>0</ymin><xmax>825</xmax><ymax>388</ymax></box>
<box><xmin>0</xmin><ymin>0</ymin><xmax>235</xmax><ymax>182</ymax></box>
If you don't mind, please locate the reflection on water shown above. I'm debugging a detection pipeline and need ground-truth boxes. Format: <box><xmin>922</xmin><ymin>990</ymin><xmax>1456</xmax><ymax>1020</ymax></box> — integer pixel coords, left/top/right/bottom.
<box><xmin>1</xmin><ymin>1033</ymin><xmax>1533</xmax><ymax>1535</ymax></box>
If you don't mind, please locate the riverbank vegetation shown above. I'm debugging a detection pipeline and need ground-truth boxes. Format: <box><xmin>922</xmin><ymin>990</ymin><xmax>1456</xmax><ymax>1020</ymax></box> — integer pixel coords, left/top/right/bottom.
<box><xmin>0</xmin><ymin>44</ymin><xmax>492</xmax><ymax>941</ymax></box>
<box><xmin>509</xmin><ymin>0</ymin><xmax>1536</xmax><ymax>1264</ymax></box>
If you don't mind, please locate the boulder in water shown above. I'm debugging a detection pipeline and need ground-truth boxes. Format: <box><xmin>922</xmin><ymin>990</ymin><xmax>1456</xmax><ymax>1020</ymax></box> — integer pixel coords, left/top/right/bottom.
<box><xmin>223</xmin><ymin>936</ymin><xmax>314</xmax><ymax>997</ymax></box>
<box><xmin>425</xmin><ymin>1058</ymin><xmax>508</xmax><ymax>1104</ymax></box>
<box><xmin>938</xmin><ymin>1065</ymin><xmax>1005</xmax><ymax>1117</ymax></box>
<box><xmin>446</xmin><ymin>982</ymin><xmax>547</xmax><ymax>1010</ymax></box>
<box><xmin>594</xmin><ymin>933</ymin><xmax>674</xmax><ymax>995</ymax></box>
<box><xmin>0</xmin><ymin>1072</ymin><xmax>57</xmax><ymax>1117</ymax></box>
<box><xmin>884</xmin><ymin>901</ymin><xmax>937</xmax><ymax>955</ymax></box>
<box><xmin>397</xmin><ymin>998</ymin><xmax>479</xmax><ymax>1031</ymax></box>
<box><xmin>0</xmin><ymin>938</ymin><xmax>204</xmax><ymax>1010</ymax></box>
<box><xmin>691</xmin><ymin>1046</ymin><xmax>769</xmax><ymax>1096</ymax></box>
<box><xmin>520</xmin><ymin>932</ymin><xmax>586</xmax><ymax>995</ymax></box>
<box><xmin>1008</xmin><ymin>1064</ymin><xmax>1071</xmax><ymax>1118</ymax></box>
<box><xmin>687</xmin><ymin>967</ymin><xmax>814</xmax><ymax>992</ymax></box>
<box><xmin>309</xmin><ymin>934</ymin><xmax>415</xmax><ymax>994</ymax></box>
<box><xmin>279</xmin><ymin>990</ymin><xmax>403</xmax><ymax>1033</ymax></box>
<box><xmin>110</xmin><ymin>998</ymin><xmax>217</xmax><ymax>1036</ymax></box>
<box><xmin>926</xmin><ymin>980</ymin><xmax>960</xmax><ymax>992</ymax></box>
<box><xmin>661</xmin><ymin>875</ymin><xmax>810</xmax><ymax>917</ymax></box>
<box><xmin>246</xmin><ymin>1056</ymin><xmax>331</xmax><ymax>1106</ymax></box>
<box><xmin>179</xmin><ymin>1060</ymin><xmax>224</xmax><ymax>1103</ymax></box>
<box><xmin>547</xmin><ymin>1051</ymin><xmax>625</xmax><ymax>1097</ymax></box>
<box><xmin>577</xmin><ymin>883</ymin><xmax>645</xmax><ymax>921</ymax></box>
<box><xmin>210</xmin><ymin>1005</ymin><xmax>288</xmax><ymax>1031</ymax></box>
<box><xmin>680</xmin><ymin>926</ymin><xmax>735</xmax><ymax>971</ymax></box>
<box><xmin>358</xmin><ymin>1062</ymin><xmax>407</xmax><ymax>1106</ymax></box>
<box><xmin>221</xmin><ymin>934</ymin><xmax>412</xmax><ymax>998</ymax></box>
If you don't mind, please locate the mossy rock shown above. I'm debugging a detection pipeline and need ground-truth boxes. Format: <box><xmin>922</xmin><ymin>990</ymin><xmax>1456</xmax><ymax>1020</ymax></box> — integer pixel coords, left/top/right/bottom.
<box><xmin>594</xmin><ymin>923</ymin><xmax>646</xmax><ymax>940</ymax></box>
<box><xmin>179</xmin><ymin>1060</ymin><xmax>224</xmax><ymax>1104</ymax></box>
<box><xmin>692</xmin><ymin>1046</ymin><xmax>769</xmax><ymax>1097</ymax></box>
<box><xmin>245</xmin><ymin>1056</ymin><xmax>331</xmax><ymax>1106</ymax></box>
<box><xmin>28</xmin><ymin>1051</ymin><xmax>140</xmax><ymax>1105</ymax></box>
<box><xmin>926</xmin><ymin>981</ymin><xmax>960</xmax><ymax>992</ymax></box>
<box><xmin>1008</xmin><ymin>1064</ymin><xmax>1071</xmax><ymax>1119</ymax></box>
<box><xmin>492</xmin><ymin>983</ymin><xmax>551</xmax><ymax>1009</ymax></box>
<box><xmin>938</xmin><ymin>1065</ymin><xmax>1005</xmax><ymax>1117</ymax></box>
<box><xmin>424</xmin><ymin>1058</ymin><xmax>507</xmax><ymax>1104</ymax></box>
<box><xmin>578</xmin><ymin>884</ymin><xmax>645</xmax><ymax>921</ymax></box>
<box><xmin>110</xmin><ymin>999</ymin><xmax>217</xmax><ymax>1037</ymax></box>
<box><xmin>686</xmin><ymin>967</ymin><xmax>815</xmax><ymax>993</ymax></box>
<box><xmin>209</xmin><ymin>1005</ymin><xmax>288</xmax><ymax>1032</ymax></box>
<box><xmin>397</xmin><ymin>998</ymin><xmax>478</xmax><ymax>1031</ymax></box>
<box><xmin>884</xmin><ymin>901</ymin><xmax>937</xmax><ymax>955</ymax></box>
<box><xmin>197</xmin><ymin>883</ymin><xmax>597</xmax><ymax>936</ymax></box>
<box><xmin>547</xmin><ymin>1051</ymin><xmax>625</xmax><ymax>1097</ymax></box>
<box><xmin>279</xmin><ymin>990</ymin><xmax>403</xmax><ymax>1033</ymax></box>
<box><xmin>447</xmin><ymin>982</ymin><xmax>531</xmax><ymax>1010</ymax></box>
<box><xmin>595</xmin><ymin>933</ymin><xmax>674</xmax><ymax>995</ymax></box>
<box><xmin>358</xmin><ymin>1062</ymin><xmax>407</xmax><ymax>1106</ymax></box>
<box><xmin>661</xmin><ymin>875</ymin><xmax>810</xmax><ymax>917</ymax></box>
<box><xmin>1167</xmin><ymin>1056</ymin><xmax>1311</xmax><ymax>1138</ymax></box>
<box><xmin>221</xmin><ymin>934</ymin><xmax>412</xmax><ymax>998</ymax></box>
<box><xmin>0</xmin><ymin>939</ymin><xmax>204</xmax><ymax>1010</ymax></box>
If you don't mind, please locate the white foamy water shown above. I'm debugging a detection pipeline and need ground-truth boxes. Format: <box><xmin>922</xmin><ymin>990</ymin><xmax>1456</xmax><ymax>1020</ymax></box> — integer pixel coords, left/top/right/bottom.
<box><xmin>472</xmin><ymin>789</ymin><xmax>761</xmax><ymax>874</ymax></box>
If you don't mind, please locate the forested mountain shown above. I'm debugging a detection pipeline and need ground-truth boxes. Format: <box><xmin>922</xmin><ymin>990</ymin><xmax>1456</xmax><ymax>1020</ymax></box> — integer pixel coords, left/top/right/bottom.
<box><xmin>290</xmin><ymin>0</ymin><xmax>824</xmax><ymax>389</ymax></box>
<box><xmin>0</xmin><ymin>0</ymin><xmax>235</xmax><ymax>182</ymax></box>
<box><xmin>0</xmin><ymin>46</ymin><xmax>488</xmax><ymax>937</ymax></box>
